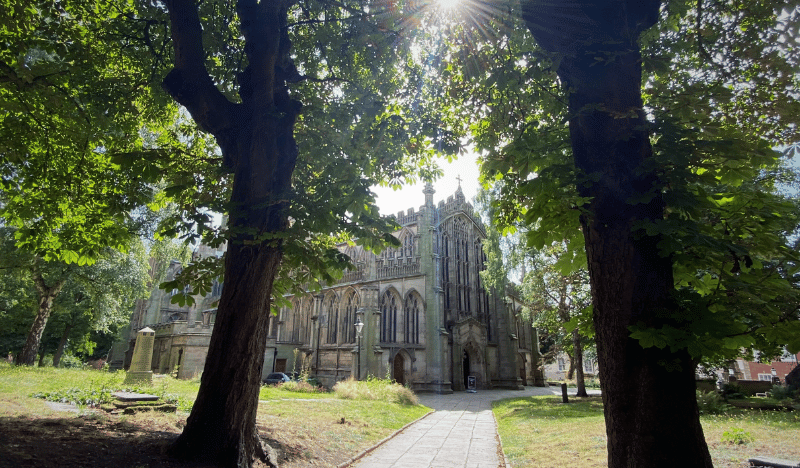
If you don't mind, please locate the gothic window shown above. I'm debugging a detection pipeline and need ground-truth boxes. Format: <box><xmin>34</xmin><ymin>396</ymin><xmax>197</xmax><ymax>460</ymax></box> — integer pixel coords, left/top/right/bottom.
<box><xmin>404</xmin><ymin>292</ymin><xmax>422</xmax><ymax>344</ymax></box>
<box><xmin>277</xmin><ymin>306</ymin><xmax>287</xmax><ymax>341</ymax></box>
<box><xmin>441</xmin><ymin>233</ymin><xmax>451</xmax><ymax>324</ymax></box>
<box><xmin>341</xmin><ymin>290</ymin><xmax>359</xmax><ymax>344</ymax></box>
<box><xmin>402</xmin><ymin>232</ymin><xmax>414</xmax><ymax>258</ymax></box>
<box><xmin>380</xmin><ymin>290</ymin><xmax>399</xmax><ymax>343</ymax></box>
<box><xmin>454</xmin><ymin>219</ymin><xmax>471</xmax><ymax>316</ymax></box>
<box><xmin>301</xmin><ymin>300</ymin><xmax>313</xmax><ymax>345</ymax></box>
<box><xmin>474</xmin><ymin>241</ymin><xmax>486</xmax><ymax>317</ymax></box>
<box><xmin>516</xmin><ymin>315</ymin><xmax>527</xmax><ymax>349</ymax></box>
<box><xmin>291</xmin><ymin>307</ymin><xmax>301</xmax><ymax>343</ymax></box>
<box><xmin>325</xmin><ymin>293</ymin><xmax>339</xmax><ymax>344</ymax></box>
<box><xmin>211</xmin><ymin>278</ymin><xmax>223</xmax><ymax>297</ymax></box>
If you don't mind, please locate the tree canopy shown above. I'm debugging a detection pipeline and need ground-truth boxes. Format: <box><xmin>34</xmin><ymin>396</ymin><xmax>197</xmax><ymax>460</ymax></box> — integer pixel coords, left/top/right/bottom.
<box><xmin>0</xmin><ymin>0</ymin><xmax>179</xmax><ymax>265</ymax></box>
<box><xmin>423</xmin><ymin>0</ymin><xmax>800</xmax><ymax>465</ymax></box>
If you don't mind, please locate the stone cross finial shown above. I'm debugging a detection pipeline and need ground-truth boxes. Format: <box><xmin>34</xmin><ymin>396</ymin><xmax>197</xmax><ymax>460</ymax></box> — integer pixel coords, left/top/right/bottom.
<box><xmin>456</xmin><ymin>174</ymin><xmax>463</xmax><ymax>187</ymax></box>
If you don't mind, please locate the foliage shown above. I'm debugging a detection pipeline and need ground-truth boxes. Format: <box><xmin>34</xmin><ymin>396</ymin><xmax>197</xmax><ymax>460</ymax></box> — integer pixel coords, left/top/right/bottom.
<box><xmin>768</xmin><ymin>385</ymin><xmax>797</xmax><ymax>402</ymax></box>
<box><xmin>439</xmin><ymin>0</ymin><xmax>800</xmax><ymax>364</ymax></box>
<box><xmin>276</xmin><ymin>380</ymin><xmax>322</xmax><ymax>394</ymax></box>
<box><xmin>333</xmin><ymin>376</ymin><xmax>419</xmax><ymax>406</ymax></box>
<box><xmin>0</xmin><ymin>228</ymin><xmax>151</xmax><ymax>362</ymax></box>
<box><xmin>720</xmin><ymin>427</ymin><xmax>754</xmax><ymax>445</ymax></box>
<box><xmin>147</xmin><ymin>0</ymin><xmax>453</xmax><ymax>311</ymax></box>
<box><xmin>31</xmin><ymin>386</ymin><xmax>116</xmax><ymax>407</ymax></box>
<box><xmin>721</xmin><ymin>382</ymin><xmax>746</xmax><ymax>401</ymax></box>
<box><xmin>696</xmin><ymin>390</ymin><xmax>732</xmax><ymax>415</ymax></box>
<box><xmin>0</xmin><ymin>0</ymin><xmax>179</xmax><ymax>265</ymax></box>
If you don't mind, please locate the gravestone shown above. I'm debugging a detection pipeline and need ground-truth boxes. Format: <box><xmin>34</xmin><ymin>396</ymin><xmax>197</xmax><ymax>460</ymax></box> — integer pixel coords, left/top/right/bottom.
<box><xmin>123</xmin><ymin>327</ymin><xmax>155</xmax><ymax>385</ymax></box>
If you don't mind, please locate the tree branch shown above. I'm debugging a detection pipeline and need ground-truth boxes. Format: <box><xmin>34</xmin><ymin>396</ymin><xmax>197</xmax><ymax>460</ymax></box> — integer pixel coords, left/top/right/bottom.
<box><xmin>162</xmin><ymin>0</ymin><xmax>239</xmax><ymax>136</ymax></box>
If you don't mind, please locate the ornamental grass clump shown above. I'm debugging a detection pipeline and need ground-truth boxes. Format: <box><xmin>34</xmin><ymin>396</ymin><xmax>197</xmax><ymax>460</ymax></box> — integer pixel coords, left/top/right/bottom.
<box><xmin>333</xmin><ymin>377</ymin><xmax>418</xmax><ymax>405</ymax></box>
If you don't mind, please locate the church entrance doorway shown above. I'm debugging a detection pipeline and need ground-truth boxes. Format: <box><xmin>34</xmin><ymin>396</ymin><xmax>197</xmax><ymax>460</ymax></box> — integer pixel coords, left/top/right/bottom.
<box><xmin>462</xmin><ymin>350</ymin><xmax>470</xmax><ymax>389</ymax></box>
<box><xmin>393</xmin><ymin>353</ymin><xmax>405</xmax><ymax>386</ymax></box>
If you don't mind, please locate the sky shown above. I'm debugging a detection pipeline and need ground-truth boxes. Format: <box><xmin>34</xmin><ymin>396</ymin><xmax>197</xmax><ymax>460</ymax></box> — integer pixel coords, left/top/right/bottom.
<box><xmin>372</xmin><ymin>152</ymin><xmax>482</xmax><ymax>215</ymax></box>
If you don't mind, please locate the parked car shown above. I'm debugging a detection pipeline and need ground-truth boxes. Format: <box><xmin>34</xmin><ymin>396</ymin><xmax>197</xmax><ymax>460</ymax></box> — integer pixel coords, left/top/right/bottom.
<box><xmin>264</xmin><ymin>372</ymin><xmax>291</xmax><ymax>385</ymax></box>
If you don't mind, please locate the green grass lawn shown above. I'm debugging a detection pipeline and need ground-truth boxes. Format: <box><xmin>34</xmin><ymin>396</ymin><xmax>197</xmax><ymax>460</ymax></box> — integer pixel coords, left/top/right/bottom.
<box><xmin>494</xmin><ymin>394</ymin><xmax>800</xmax><ymax>468</ymax></box>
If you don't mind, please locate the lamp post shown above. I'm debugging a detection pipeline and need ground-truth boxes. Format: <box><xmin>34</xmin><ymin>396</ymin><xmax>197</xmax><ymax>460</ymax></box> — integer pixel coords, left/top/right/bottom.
<box><xmin>355</xmin><ymin>317</ymin><xmax>364</xmax><ymax>380</ymax></box>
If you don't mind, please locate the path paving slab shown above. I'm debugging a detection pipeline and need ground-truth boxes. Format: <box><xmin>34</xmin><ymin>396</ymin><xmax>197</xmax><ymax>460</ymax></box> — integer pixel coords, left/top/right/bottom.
<box><xmin>349</xmin><ymin>386</ymin><xmax>599</xmax><ymax>468</ymax></box>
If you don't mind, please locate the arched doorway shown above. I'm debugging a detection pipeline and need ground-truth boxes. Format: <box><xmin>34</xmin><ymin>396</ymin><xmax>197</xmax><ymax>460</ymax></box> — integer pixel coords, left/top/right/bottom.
<box><xmin>462</xmin><ymin>350</ymin><xmax>471</xmax><ymax>389</ymax></box>
<box><xmin>393</xmin><ymin>353</ymin><xmax>405</xmax><ymax>385</ymax></box>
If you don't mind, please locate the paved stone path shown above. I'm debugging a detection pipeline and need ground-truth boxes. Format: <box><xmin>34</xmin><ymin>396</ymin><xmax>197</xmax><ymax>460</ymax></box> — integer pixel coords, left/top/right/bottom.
<box><xmin>350</xmin><ymin>386</ymin><xmax>600</xmax><ymax>468</ymax></box>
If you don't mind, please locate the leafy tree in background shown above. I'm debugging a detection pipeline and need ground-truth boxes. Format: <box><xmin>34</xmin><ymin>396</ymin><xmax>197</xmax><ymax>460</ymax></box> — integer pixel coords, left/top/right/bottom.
<box><xmin>434</xmin><ymin>0</ymin><xmax>799</xmax><ymax>465</ymax></box>
<box><xmin>477</xmin><ymin>188</ymin><xmax>593</xmax><ymax>396</ymax></box>
<box><xmin>0</xmin><ymin>228</ymin><xmax>150</xmax><ymax>365</ymax></box>
<box><xmin>0</xmin><ymin>0</ymin><xmax>183</xmax><ymax>365</ymax></box>
<box><xmin>523</xmin><ymin>242</ymin><xmax>593</xmax><ymax>397</ymax></box>
<box><xmin>0</xmin><ymin>0</ymin><xmax>178</xmax><ymax>264</ymax></box>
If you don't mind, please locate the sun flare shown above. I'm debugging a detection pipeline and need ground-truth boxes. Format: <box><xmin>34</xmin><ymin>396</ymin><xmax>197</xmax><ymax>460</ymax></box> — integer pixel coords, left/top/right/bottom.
<box><xmin>435</xmin><ymin>0</ymin><xmax>461</xmax><ymax>11</ymax></box>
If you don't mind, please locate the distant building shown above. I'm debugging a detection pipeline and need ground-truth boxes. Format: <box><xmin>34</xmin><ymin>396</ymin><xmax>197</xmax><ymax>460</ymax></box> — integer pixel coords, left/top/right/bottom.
<box><xmin>732</xmin><ymin>352</ymin><xmax>800</xmax><ymax>384</ymax></box>
<box><xmin>543</xmin><ymin>353</ymin><xmax>598</xmax><ymax>382</ymax></box>
<box><xmin>120</xmin><ymin>185</ymin><xmax>545</xmax><ymax>392</ymax></box>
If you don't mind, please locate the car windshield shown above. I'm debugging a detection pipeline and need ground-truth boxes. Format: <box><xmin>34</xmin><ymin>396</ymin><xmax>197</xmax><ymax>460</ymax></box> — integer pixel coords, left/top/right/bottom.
<box><xmin>267</xmin><ymin>373</ymin><xmax>284</xmax><ymax>379</ymax></box>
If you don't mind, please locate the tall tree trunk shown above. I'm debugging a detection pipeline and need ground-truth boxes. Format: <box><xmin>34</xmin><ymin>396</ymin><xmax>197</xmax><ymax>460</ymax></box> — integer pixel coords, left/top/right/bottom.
<box><xmin>522</xmin><ymin>1</ymin><xmax>713</xmax><ymax>467</ymax></box>
<box><xmin>572</xmin><ymin>328</ymin><xmax>588</xmax><ymax>397</ymax></box>
<box><xmin>53</xmin><ymin>324</ymin><xmax>73</xmax><ymax>368</ymax></box>
<box><xmin>566</xmin><ymin>350</ymin><xmax>575</xmax><ymax>380</ymax></box>
<box><xmin>19</xmin><ymin>259</ymin><xmax>67</xmax><ymax>366</ymax></box>
<box><xmin>162</xmin><ymin>0</ymin><xmax>299</xmax><ymax>466</ymax></box>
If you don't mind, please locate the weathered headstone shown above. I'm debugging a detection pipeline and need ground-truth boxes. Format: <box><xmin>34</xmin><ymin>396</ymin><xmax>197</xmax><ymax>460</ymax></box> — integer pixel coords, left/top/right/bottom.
<box><xmin>123</xmin><ymin>327</ymin><xmax>155</xmax><ymax>385</ymax></box>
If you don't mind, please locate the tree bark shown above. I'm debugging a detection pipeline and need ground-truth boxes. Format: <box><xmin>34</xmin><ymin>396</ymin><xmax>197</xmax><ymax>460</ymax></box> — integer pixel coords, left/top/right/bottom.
<box><xmin>19</xmin><ymin>259</ymin><xmax>67</xmax><ymax>366</ymax></box>
<box><xmin>161</xmin><ymin>0</ymin><xmax>299</xmax><ymax>466</ymax></box>
<box><xmin>53</xmin><ymin>324</ymin><xmax>73</xmax><ymax>368</ymax></box>
<box><xmin>521</xmin><ymin>1</ymin><xmax>713</xmax><ymax>466</ymax></box>
<box><xmin>572</xmin><ymin>327</ymin><xmax>588</xmax><ymax>397</ymax></box>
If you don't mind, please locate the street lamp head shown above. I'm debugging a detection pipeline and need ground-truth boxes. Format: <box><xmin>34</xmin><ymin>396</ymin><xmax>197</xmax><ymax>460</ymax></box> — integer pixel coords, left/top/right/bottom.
<box><xmin>355</xmin><ymin>317</ymin><xmax>364</xmax><ymax>336</ymax></box>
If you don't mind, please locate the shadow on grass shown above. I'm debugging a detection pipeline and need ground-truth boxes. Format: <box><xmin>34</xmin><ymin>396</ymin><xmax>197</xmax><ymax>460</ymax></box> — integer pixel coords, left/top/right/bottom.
<box><xmin>0</xmin><ymin>415</ymin><xmax>283</xmax><ymax>468</ymax></box>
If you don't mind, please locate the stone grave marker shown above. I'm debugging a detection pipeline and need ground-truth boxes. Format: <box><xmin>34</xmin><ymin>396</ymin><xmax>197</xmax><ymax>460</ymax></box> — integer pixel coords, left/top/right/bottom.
<box><xmin>123</xmin><ymin>327</ymin><xmax>155</xmax><ymax>385</ymax></box>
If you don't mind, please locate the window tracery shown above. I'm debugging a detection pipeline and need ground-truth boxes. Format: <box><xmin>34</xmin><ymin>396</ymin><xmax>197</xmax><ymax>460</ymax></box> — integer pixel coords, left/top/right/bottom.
<box><xmin>325</xmin><ymin>293</ymin><xmax>339</xmax><ymax>344</ymax></box>
<box><xmin>380</xmin><ymin>289</ymin><xmax>399</xmax><ymax>343</ymax></box>
<box><xmin>404</xmin><ymin>292</ymin><xmax>422</xmax><ymax>344</ymax></box>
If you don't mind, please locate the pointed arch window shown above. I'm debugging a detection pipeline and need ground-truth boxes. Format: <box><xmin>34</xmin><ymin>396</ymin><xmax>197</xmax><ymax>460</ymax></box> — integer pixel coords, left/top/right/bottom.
<box><xmin>325</xmin><ymin>294</ymin><xmax>339</xmax><ymax>344</ymax></box>
<box><xmin>454</xmin><ymin>219</ymin><xmax>471</xmax><ymax>316</ymax></box>
<box><xmin>402</xmin><ymin>232</ymin><xmax>414</xmax><ymax>258</ymax></box>
<box><xmin>380</xmin><ymin>290</ymin><xmax>399</xmax><ymax>343</ymax></box>
<box><xmin>301</xmin><ymin>300</ymin><xmax>312</xmax><ymax>345</ymax></box>
<box><xmin>404</xmin><ymin>292</ymin><xmax>421</xmax><ymax>344</ymax></box>
<box><xmin>341</xmin><ymin>291</ymin><xmax>359</xmax><ymax>344</ymax></box>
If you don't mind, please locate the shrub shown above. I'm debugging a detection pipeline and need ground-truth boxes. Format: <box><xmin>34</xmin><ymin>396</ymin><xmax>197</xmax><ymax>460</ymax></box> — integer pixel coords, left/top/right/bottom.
<box><xmin>696</xmin><ymin>390</ymin><xmax>731</xmax><ymax>415</ymax></box>
<box><xmin>720</xmin><ymin>382</ymin><xmax>745</xmax><ymax>400</ymax></box>
<box><xmin>721</xmin><ymin>427</ymin><xmax>754</xmax><ymax>445</ymax></box>
<box><xmin>280</xmin><ymin>380</ymin><xmax>320</xmax><ymax>393</ymax></box>
<box><xmin>767</xmin><ymin>385</ymin><xmax>796</xmax><ymax>402</ymax></box>
<box><xmin>58</xmin><ymin>353</ymin><xmax>85</xmax><ymax>369</ymax></box>
<box><xmin>333</xmin><ymin>376</ymin><xmax>419</xmax><ymax>405</ymax></box>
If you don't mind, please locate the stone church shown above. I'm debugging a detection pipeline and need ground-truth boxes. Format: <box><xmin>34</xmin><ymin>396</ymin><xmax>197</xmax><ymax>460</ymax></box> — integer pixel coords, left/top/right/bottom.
<box><xmin>119</xmin><ymin>184</ymin><xmax>545</xmax><ymax>392</ymax></box>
